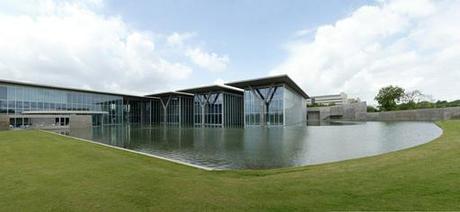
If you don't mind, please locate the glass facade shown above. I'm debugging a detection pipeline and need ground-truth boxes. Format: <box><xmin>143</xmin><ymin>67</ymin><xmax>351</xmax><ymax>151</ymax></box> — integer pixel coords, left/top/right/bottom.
<box><xmin>193</xmin><ymin>92</ymin><xmax>243</xmax><ymax>128</ymax></box>
<box><xmin>125</xmin><ymin>99</ymin><xmax>158</xmax><ymax>126</ymax></box>
<box><xmin>223</xmin><ymin>93</ymin><xmax>244</xmax><ymax>127</ymax></box>
<box><xmin>244</xmin><ymin>85</ymin><xmax>284</xmax><ymax>126</ymax></box>
<box><xmin>194</xmin><ymin>93</ymin><xmax>223</xmax><ymax>127</ymax></box>
<box><xmin>284</xmin><ymin>86</ymin><xmax>307</xmax><ymax>126</ymax></box>
<box><xmin>0</xmin><ymin>83</ymin><xmax>155</xmax><ymax>127</ymax></box>
<box><xmin>158</xmin><ymin>95</ymin><xmax>193</xmax><ymax>126</ymax></box>
<box><xmin>0</xmin><ymin>76</ymin><xmax>307</xmax><ymax>129</ymax></box>
<box><xmin>243</xmin><ymin>84</ymin><xmax>306</xmax><ymax>126</ymax></box>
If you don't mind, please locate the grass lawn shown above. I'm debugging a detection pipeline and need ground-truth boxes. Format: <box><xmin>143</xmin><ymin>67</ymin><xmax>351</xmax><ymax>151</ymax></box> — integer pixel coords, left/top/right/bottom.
<box><xmin>1</xmin><ymin>121</ymin><xmax>460</xmax><ymax>211</ymax></box>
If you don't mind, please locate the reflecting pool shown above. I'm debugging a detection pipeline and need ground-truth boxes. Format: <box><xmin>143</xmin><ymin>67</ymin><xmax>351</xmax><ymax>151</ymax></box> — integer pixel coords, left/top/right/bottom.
<box><xmin>53</xmin><ymin>121</ymin><xmax>442</xmax><ymax>170</ymax></box>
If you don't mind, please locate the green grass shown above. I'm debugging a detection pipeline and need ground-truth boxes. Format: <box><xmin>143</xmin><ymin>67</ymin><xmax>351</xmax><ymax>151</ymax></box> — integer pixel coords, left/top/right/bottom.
<box><xmin>1</xmin><ymin>121</ymin><xmax>460</xmax><ymax>211</ymax></box>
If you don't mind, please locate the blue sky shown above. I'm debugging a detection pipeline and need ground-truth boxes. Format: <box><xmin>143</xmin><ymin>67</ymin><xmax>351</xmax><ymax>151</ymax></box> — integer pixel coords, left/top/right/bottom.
<box><xmin>0</xmin><ymin>0</ymin><xmax>458</xmax><ymax>103</ymax></box>
<box><xmin>105</xmin><ymin>0</ymin><xmax>372</xmax><ymax>86</ymax></box>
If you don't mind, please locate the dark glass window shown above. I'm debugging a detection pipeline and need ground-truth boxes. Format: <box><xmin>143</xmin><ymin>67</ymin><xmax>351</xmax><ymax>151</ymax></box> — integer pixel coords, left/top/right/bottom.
<box><xmin>0</xmin><ymin>86</ymin><xmax>6</xmax><ymax>99</ymax></box>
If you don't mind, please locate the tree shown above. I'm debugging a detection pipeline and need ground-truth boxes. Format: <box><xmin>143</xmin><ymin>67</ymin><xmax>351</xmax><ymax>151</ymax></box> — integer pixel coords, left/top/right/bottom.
<box><xmin>375</xmin><ymin>86</ymin><xmax>405</xmax><ymax>111</ymax></box>
<box><xmin>367</xmin><ymin>105</ymin><xmax>378</xmax><ymax>112</ymax></box>
<box><xmin>402</xmin><ymin>90</ymin><xmax>433</xmax><ymax>104</ymax></box>
<box><xmin>402</xmin><ymin>90</ymin><xmax>423</xmax><ymax>104</ymax></box>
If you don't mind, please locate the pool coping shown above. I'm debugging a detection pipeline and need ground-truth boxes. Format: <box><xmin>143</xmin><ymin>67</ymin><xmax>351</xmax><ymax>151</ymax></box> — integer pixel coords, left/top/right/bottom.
<box><xmin>39</xmin><ymin>130</ymin><xmax>218</xmax><ymax>171</ymax></box>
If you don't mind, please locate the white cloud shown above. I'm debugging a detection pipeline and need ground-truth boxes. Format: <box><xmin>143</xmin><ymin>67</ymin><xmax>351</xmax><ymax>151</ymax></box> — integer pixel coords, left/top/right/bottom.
<box><xmin>213</xmin><ymin>78</ymin><xmax>225</xmax><ymax>85</ymax></box>
<box><xmin>294</xmin><ymin>28</ymin><xmax>316</xmax><ymax>37</ymax></box>
<box><xmin>0</xmin><ymin>0</ymin><xmax>194</xmax><ymax>95</ymax></box>
<box><xmin>271</xmin><ymin>0</ymin><xmax>460</xmax><ymax>103</ymax></box>
<box><xmin>186</xmin><ymin>48</ymin><xmax>229</xmax><ymax>72</ymax></box>
<box><xmin>167</xmin><ymin>32</ymin><xmax>196</xmax><ymax>46</ymax></box>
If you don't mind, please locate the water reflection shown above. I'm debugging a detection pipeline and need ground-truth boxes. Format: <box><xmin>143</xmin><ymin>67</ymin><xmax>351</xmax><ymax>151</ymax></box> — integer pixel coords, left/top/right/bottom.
<box><xmin>54</xmin><ymin>121</ymin><xmax>442</xmax><ymax>169</ymax></box>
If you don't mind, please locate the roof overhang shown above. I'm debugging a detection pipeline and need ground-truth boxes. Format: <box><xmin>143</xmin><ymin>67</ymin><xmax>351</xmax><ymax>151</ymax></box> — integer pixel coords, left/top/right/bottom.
<box><xmin>22</xmin><ymin>111</ymin><xmax>109</xmax><ymax>115</ymax></box>
<box><xmin>177</xmin><ymin>84</ymin><xmax>243</xmax><ymax>95</ymax></box>
<box><xmin>225</xmin><ymin>74</ymin><xmax>309</xmax><ymax>99</ymax></box>
<box><xmin>146</xmin><ymin>91</ymin><xmax>194</xmax><ymax>98</ymax></box>
<box><xmin>0</xmin><ymin>79</ymin><xmax>158</xmax><ymax>100</ymax></box>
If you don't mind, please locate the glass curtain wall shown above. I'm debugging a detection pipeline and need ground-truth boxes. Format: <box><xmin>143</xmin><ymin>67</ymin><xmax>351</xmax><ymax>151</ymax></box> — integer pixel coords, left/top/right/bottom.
<box><xmin>194</xmin><ymin>93</ymin><xmax>223</xmax><ymax>127</ymax></box>
<box><xmin>126</xmin><ymin>100</ymin><xmax>155</xmax><ymax>125</ymax></box>
<box><xmin>151</xmin><ymin>100</ymin><xmax>162</xmax><ymax>125</ymax></box>
<box><xmin>0</xmin><ymin>83</ymin><xmax>146</xmax><ymax>127</ymax></box>
<box><xmin>193</xmin><ymin>92</ymin><xmax>243</xmax><ymax>128</ymax></box>
<box><xmin>244</xmin><ymin>85</ymin><xmax>284</xmax><ymax>126</ymax></box>
<box><xmin>159</xmin><ymin>96</ymin><xmax>193</xmax><ymax>126</ymax></box>
<box><xmin>283</xmin><ymin>86</ymin><xmax>307</xmax><ymax>126</ymax></box>
<box><xmin>223</xmin><ymin>93</ymin><xmax>244</xmax><ymax>127</ymax></box>
<box><xmin>180</xmin><ymin>97</ymin><xmax>194</xmax><ymax>126</ymax></box>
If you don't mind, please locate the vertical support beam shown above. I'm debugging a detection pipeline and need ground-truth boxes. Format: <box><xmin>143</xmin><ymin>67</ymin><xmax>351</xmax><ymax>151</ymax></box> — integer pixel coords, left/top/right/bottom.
<box><xmin>199</xmin><ymin>94</ymin><xmax>209</xmax><ymax>127</ymax></box>
<box><xmin>179</xmin><ymin>97</ymin><xmax>182</xmax><ymax>127</ymax></box>
<box><xmin>140</xmin><ymin>101</ymin><xmax>144</xmax><ymax>125</ymax></box>
<box><xmin>149</xmin><ymin>100</ymin><xmax>152</xmax><ymax>126</ymax></box>
<box><xmin>160</xmin><ymin>96</ymin><xmax>172</xmax><ymax>125</ymax></box>
<box><xmin>249</xmin><ymin>86</ymin><xmax>266</xmax><ymax>126</ymax></box>
<box><xmin>248</xmin><ymin>84</ymin><xmax>277</xmax><ymax>126</ymax></box>
<box><xmin>126</xmin><ymin>99</ymin><xmax>129</xmax><ymax>125</ymax></box>
<box><xmin>222</xmin><ymin>93</ymin><xmax>225</xmax><ymax>128</ymax></box>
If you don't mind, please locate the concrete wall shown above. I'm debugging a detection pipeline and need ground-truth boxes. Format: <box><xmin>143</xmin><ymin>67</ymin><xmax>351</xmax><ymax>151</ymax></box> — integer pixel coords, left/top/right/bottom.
<box><xmin>30</xmin><ymin>117</ymin><xmax>56</xmax><ymax>129</ymax></box>
<box><xmin>0</xmin><ymin>115</ymin><xmax>9</xmax><ymax>130</ymax></box>
<box><xmin>307</xmin><ymin>102</ymin><xmax>367</xmax><ymax>121</ymax></box>
<box><xmin>70</xmin><ymin>115</ymin><xmax>92</xmax><ymax>129</ymax></box>
<box><xmin>362</xmin><ymin>107</ymin><xmax>460</xmax><ymax>121</ymax></box>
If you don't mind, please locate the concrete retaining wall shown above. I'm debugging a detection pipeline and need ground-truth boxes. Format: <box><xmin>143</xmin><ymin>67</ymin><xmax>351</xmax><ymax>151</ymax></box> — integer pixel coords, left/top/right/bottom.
<box><xmin>362</xmin><ymin>107</ymin><xmax>460</xmax><ymax>121</ymax></box>
<box><xmin>308</xmin><ymin>102</ymin><xmax>367</xmax><ymax>121</ymax></box>
<box><xmin>0</xmin><ymin>115</ymin><xmax>9</xmax><ymax>130</ymax></box>
<box><xmin>70</xmin><ymin>115</ymin><xmax>92</xmax><ymax>129</ymax></box>
<box><xmin>30</xmin><ymin>117</ymin><xmax>56</xmax><ymax>128</ymax></box>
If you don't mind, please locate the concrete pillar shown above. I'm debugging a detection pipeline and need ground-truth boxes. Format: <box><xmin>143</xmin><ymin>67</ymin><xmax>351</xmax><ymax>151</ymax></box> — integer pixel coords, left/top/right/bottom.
<box><xmin>0</xmin><ymin>115</ymin><xmax>9</xmax><ymax>130</ymax></box>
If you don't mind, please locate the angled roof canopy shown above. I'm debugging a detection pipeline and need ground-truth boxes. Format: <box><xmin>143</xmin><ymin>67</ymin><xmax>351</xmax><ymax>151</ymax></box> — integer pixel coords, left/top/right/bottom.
<box><xmin>225</xmin><ymin>74</ymin><xmax>309</xmax><ymax>98</ymax></box>
<box><xmin>146</xmin><ymin>91</ymin><xmax>194</xmax><ymax>98</ymax></box>
<box><xmin>177</xmin><ymin>84</ymin><xmax>243</xmax><ymax>95</ymax></box>
<box><xmin>0</xmin><ymin>79</ymin><xmax>158</xmax><ymax>100</ymax></box>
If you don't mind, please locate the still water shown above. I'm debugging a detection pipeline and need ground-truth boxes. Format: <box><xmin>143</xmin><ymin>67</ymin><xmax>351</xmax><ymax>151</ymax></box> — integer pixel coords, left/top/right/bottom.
<box><xmin>56</xmin><ymin>121</ymin><xmax>441</xmax><ymax>170</ymax></box>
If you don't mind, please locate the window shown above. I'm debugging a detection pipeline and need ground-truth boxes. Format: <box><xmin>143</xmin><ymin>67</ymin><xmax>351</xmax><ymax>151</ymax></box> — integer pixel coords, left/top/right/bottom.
<box><xmin>0</xmin><ymin>86</ymin><xmax>6</xmax><ymax>99</ymax></box>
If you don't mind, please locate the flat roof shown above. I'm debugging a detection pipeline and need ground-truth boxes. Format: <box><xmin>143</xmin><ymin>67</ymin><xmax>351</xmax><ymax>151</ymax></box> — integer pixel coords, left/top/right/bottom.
<box><xmin>225</xmin><ymin>74</ymin><xmax>309</xmax><ymax>98</ymax></box>
<box><xmin>177</xmin><ymin>84</ymin><xmax>243</xmax><ymax>95</ymax></box>
<box><xmin>22</xmin><ymin>111</ymin><xmax>109</xmax><ymax>115</ymax></box>
<box><xmin>0</xmin><ymin>79</ymin><xmax>159</xmax><ymax>100</ymax></box>
<box><xmin>146</xmin><ymin>91</ymin><xmax>194</xmax><ymax>97</ymax></box>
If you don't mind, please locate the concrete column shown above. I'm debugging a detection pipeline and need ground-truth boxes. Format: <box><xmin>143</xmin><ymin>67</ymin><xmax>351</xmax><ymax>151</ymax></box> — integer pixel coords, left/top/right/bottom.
<box><xmin>0</xmin><ymin>115</ymin><xmax>9</xmax><ymax>130</ymax></box>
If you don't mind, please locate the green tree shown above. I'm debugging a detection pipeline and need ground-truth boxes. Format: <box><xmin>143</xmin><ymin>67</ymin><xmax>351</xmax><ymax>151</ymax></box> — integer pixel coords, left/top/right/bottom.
<box><xmin>367</xmin><ymin>105</ymin><xmax>378</xmax><ymax>112</ymax></box>
<box><xmin>375</xmin><ymin>86</ymin><xmax>405</xmax><ymax>111</ymax></box>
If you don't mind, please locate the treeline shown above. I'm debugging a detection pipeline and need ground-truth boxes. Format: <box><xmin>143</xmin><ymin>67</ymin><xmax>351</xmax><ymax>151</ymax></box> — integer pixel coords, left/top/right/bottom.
<box><xmin>368</xmin><ymin>85</ymin><xmax>460</xmax><ymax>112</ymax></box>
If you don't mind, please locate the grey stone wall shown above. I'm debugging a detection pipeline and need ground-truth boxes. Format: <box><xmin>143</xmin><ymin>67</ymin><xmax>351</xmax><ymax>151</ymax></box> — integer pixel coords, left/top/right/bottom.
<box><xmin>69</xmin><ymin>115</ymin><xmax>92</xmax><ymax>129</ymax></box>
<box><xmin>308</xmin><ymin>102</ymin><xmax>367</xmax><ymax>121</ymax></box>
<box><xmin>362</xmin><ymin>107</ymin><xmax>460</xmax><ymax>121</ymax></box>
<box><xmin>0</xmin><ymin>115</ymin><xmax>9</xmax><ymax>130</ymax></box>
<box><xmin>30</xmin><ymin>117</ymin><xmax>56</xmax><ymax>128</ymax></box>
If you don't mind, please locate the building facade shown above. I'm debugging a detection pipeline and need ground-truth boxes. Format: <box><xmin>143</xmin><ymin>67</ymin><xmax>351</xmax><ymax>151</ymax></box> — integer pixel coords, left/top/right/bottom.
<box><xmin>178</xmin><ymin>85</ymin><xmax>244</xmax><ymax>128</ymax></box>
<box><xmin>307</xmin><ymin>92</ymin><xmax>348</xmax><ymax>106</ymax></box>
<box><xmin>146</xmin><ymin>92</ymin><xmax>194</xmax><ymax>126</ymax></box>
<box><xmin>0</xmin><ymin>80</ymin><xmax>157</xmax><ymax>128</ymax></box>
<box><xmin>1</xmin><ymin>75</ymin><xmax>308</xmax><ymax>129</ymax></box>
<box><xmin>226</xmin><ymin>75</ymin><xmax>309</xmax><ymax>127</ymax></box>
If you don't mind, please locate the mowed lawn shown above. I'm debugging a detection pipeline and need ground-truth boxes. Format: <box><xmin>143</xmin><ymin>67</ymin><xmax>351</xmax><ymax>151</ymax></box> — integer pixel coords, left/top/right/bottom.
<box><xmin>1</xmin><ymin>121</ymin><xmax>460</xmax><ymax>211</ymax></box>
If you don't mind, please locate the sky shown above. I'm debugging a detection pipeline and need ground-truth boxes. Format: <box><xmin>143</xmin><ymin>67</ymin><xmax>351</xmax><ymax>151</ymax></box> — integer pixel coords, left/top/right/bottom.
<box><xmin>0</xmin><ymin>0</ymin><xmax>459</xmax><ymax>104</ymax></box>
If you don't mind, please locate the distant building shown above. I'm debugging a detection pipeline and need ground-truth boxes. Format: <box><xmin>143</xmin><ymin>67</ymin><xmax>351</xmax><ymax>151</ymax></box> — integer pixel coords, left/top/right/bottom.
<box><xmin>308</xmin><ymin>92</ymin><xmax>353</xmax><ymax>106</ymax></box>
